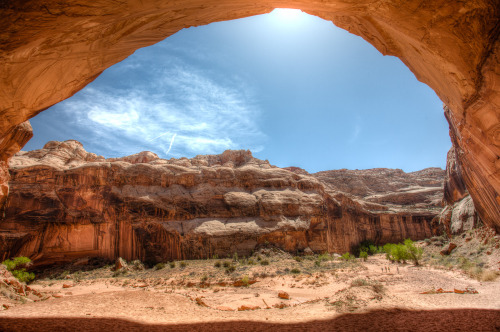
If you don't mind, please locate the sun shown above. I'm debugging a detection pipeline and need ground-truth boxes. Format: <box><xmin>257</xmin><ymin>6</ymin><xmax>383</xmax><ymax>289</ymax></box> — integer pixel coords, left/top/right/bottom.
<box><xmin>271</xmin><ymin>8</ymin><xmax>304</xmax><ymax>22</ymax></box>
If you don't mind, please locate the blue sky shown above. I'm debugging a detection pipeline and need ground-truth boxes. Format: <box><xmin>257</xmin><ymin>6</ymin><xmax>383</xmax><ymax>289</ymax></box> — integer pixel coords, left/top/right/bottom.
<box><xmin>25</xmin><ymin>9</ymin><xmax>451</xmax><ymax>173</ymax></box>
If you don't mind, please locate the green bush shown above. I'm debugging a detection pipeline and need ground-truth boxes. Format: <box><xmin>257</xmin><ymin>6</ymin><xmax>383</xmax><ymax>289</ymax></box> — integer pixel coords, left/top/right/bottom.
<box><xmin>2</xmin><ymin>256</ymin><xmax>35</xmax><ymax>283</ymax></box>
<box><xmin>318</xmin><ymin>253</ymin><xmax>331</xmax><ymax>262</ymax></box>
<box><xmin>340</xmin><ymin>252</ymin><xmax>354</xmax><ymax>261</ymax></box>
<box><xmin>260</xmin><ymin>260</ymin><xmax>270</xmax><ymax>266</ymax></box>
<box><xmin>359</xmin><ymin>250</ymin><xmax>368</xmax><ymax>261</ymax></box>
<box><xmin>383</xmin><ymin>240</ymin><xmax>422</xmax><ymax>265</ymax></box>
<box><xmin>393</xmin><ymin>244</ymin><xmax>409</xmax><ymax>263</ymax></box>
<box><xmin>291</xmin><ymin>268</ymin><xmax>301</xmax><ymax>274</ymax></box>
<box><xmin>169</xmin><ymin>261</ymin><xmax>176</xmax><ymax>268</ymax></box>
<box><xmin>241</xmin><ymin>275</ymin><xmax>250</xmax><ymax>287</ymax></box>
<box><xmin>404</xmin><ymin>239</ymin><xmax>423</xmax><ymax>265</ymax></box>
<box><xmin>154</xmin><ymin>263</ymin><xmax>166</xmax><ymax>270</ymax></box>
<box><xmin>293</xmin><ymin>256</ymin><xmax>302</xmax><ymax>262</ymax></box>
<box><xmin>368</xmin><ymin>245</ymin><xmax>379</xmax><ymax>255</ymax></box>
<box><xmin>180</xmin><ymin>261</ymin><xmax>187</xmax><ymax>268</ymax></box>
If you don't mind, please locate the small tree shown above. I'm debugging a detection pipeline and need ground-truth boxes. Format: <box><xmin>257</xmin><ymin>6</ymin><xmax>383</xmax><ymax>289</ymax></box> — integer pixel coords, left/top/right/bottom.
<box><xmin>2</xmin><ymin>256</ymin><xmax>35</xmax><ymax>283</ymax></box>
<box><xmin>404</xmin><ymin>239</ymin><xmax>423</xmax><ymax>266</ymax></box>
<box><xmin>359</xmin><ymin>250</ymin><xmax>368</xmax><ymax>261</ymax></box>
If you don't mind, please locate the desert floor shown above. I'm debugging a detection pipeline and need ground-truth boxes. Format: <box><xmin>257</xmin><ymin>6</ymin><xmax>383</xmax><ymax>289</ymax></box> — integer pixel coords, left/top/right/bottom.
<box><xmin>1</xmin><ymin>234</ymin><xmax>499</xmax><ymax>331</ymax></box>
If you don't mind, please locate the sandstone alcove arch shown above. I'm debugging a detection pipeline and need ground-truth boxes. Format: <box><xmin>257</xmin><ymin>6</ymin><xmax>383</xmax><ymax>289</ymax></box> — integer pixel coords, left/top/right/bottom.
<box><xmin>0</xmin><ymin>1</ymin><xmax>499</xmax><ymax>230</ymax></box>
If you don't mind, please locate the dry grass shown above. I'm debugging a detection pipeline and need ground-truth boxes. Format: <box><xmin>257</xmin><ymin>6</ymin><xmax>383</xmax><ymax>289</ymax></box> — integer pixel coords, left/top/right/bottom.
<box><xmin>479</xmin><ymin>270</ymin><xmax>498</xmax><ymax>282</ymax></box>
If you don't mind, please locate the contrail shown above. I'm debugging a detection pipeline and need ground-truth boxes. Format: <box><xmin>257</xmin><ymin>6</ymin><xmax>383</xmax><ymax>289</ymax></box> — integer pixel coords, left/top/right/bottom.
<box><xmin>148</xmin><ymin>131</ymin><xmax>170</xmax><ymax>142</ymax></box>
<box><xmin>165</xmin><ymin>133</ymin><xmax>177</xmax><ymax>156</ymax></box>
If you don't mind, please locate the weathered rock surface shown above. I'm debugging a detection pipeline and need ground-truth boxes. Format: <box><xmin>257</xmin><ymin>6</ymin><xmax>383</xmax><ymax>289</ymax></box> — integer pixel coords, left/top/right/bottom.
<box><xmin>0</xmin><ymin>141</ymin><xmax>439</xmax><ymax>265</ymax></box>
<box><xmin>438</xmin><ymin>196</ymin><xmax>482</xmax><ymax>235</ymax></box>
<box><xmin>0</xmin><ymin>0</ymin><xmax>498</xmax><ymax>232</ymax></box>
<box><xmin>313</xmin><ymin>168</ymin><xmax>444</xmax><ymax>214</ymax></box>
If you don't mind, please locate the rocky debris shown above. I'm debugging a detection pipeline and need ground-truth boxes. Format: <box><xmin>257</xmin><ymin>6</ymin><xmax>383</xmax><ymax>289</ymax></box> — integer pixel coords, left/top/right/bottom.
<box><xmin>237</xmin><ymin>305</ymin><xmax>260</xmax><ymax>311</ymax></box>
<box><xmin>0</xmin><ymin>265</ymin><xmax>45</xmax><ymax>307</ymax></box>
<box><xmin>421</xmin><ymin>287</ymin><xmax>478</xmax><ymax>294</ymax></box>
<box><xmin>440</xmin><ymin>243</ymin><xmax>458</xmax><ymax>256</ymax></box>
<box><xmin>216</xmin><ymin>306</ymin><xmax>234</xmax><ymax>311</ymax></box>
<box><xmin>272</xmin><ymin>302</ymin><xmax>290</xmax><ymax>309</ymax></box>
<box><xmin>62</xmin><ymin>284</ymin><xmax>73</xmax><ymax>289</ymax></box>
<box><xmin>195</xmin><ymin>297</ymin><xmax>209</xmax><ymax>307</ymax></box>
<box><xmin>113</xmin><ymin>258</ymin><xmax>128</xmax><ymax>271</ymax></box>
<box><xmin>278</xmin><ymin>291</ymin><xmax>290</xmax><ymax>300</ymax></box>
<box><xmin>0</xmin><ymin>142</ymin><xmax>440</xmax><ymax>265</ymax></box>
<box><xmin>303</xmin><ymin>248</ymin><xmax>314</xmax><ymax>256</ymax></box>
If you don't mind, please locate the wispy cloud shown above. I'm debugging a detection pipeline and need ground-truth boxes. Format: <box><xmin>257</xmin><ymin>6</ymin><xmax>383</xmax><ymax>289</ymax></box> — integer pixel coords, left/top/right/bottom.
<box><xmin>60</xmin><ymin>58</ymin><xmax>265</xmax><ymax>159</ymax></box>
<box><xmin>349</xmin><ymin>115</ymin><xmax>362</xmax><ymax>143</ymax></box>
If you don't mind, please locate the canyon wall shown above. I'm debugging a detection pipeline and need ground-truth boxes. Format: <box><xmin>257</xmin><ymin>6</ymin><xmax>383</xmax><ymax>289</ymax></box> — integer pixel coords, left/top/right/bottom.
<box><xmin>0</xmin><ymin>0</ymin><xmax>498</xmax><ymax>232</ymax></box>
<box><xmin>0</xmin><ymin>141</ymin><xmax>438</xmax><ymax>265</ymax></box>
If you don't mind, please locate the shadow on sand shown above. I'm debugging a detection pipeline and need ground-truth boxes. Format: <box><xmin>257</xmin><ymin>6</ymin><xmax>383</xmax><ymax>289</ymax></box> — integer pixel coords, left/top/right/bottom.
<box><xmin>1</xmin><ymin>308</ymin><xmax>499</xmax><ymax>331</ymax></box>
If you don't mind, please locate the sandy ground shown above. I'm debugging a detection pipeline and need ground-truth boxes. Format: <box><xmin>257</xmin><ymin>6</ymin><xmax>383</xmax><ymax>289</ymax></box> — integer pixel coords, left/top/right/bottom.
<box><xmin>1</xmin><ymin>252</ymin><xmax>499</xmax><ymax>331</ymax></box>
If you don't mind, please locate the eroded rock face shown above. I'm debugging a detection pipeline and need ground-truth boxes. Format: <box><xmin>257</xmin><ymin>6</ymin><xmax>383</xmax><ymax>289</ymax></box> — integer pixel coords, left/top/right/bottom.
<box><xmin>313</xmin><ymin>168</ymin><xmax>444</xmax><ymax>214</ymax></box>
<box><xmin>0</xmin><ymin>142</ymin><xmax>439</xmax><ymax>265</ymax></box>
<box><xmin>438</xmin><ymin>196</ymin><xmax>481</xmax><ymax>235</ymax></box>
<box><xmin>0</xmin><ymin>0</ymin><xmax>498</xmax><ymax>232</ymax></box>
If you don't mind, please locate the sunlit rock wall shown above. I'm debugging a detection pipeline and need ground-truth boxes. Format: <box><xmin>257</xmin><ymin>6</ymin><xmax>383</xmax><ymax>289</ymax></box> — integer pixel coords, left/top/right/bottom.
<box><xmin>0</xmin><ymin>0</ymin><xmax>498</xmax><ymax>232</ymax></box>
<box><xmin>0</xmin><ymin>141</ymin><xmax>437</xmax><ymax>265</ymax></box>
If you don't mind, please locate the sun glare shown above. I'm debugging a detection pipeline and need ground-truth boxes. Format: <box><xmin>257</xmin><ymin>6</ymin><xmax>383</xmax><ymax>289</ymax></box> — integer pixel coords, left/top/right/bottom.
<box><xmin>271</xmin><ymin>8</ymin><xmax>304</xmax><ymax>22</ymax></box>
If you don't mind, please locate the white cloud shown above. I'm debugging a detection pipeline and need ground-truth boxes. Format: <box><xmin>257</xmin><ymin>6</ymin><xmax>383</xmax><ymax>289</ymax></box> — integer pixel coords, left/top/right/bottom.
<box><xmin>62</xmin><ymin>63</ymin><xmax>265</xmax><ymax>158</ymax></box>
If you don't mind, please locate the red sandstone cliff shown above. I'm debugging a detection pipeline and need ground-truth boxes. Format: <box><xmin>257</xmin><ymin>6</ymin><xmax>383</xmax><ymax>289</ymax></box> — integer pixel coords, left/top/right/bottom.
<box><xmin>0</xmin><ymin>0</ymin><xmax>498</xmax><ymax>233</ymax></box>
<box><xmin>0</xmin><ymin>141</ymin><xmax>440</xmax><ymax>265</ymax></box>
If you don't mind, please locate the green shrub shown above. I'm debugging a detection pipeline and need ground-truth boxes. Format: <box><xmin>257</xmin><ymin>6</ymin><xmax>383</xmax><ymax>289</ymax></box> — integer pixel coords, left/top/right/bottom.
<box><xmin>154</xmin><ymin>263</ymin><xmax>166</xmax><ymax>270</ymax></box>
<box><xmin>340</xmin><ymin>252</ymin><xmax>353</xmax><ymax>261</ymax></box>
<box><xmin>232</xmin><ymin>252</ymin><xmax>239</xmax><ymax>262</ymax></box>
<box><xmin>404</xmin><ymin>239</ymin><xmax>423</xmax><ymax>265</ymax></box>
<box><xmin>318</xmin><ymin>253</ymin><xmax>331</xmax><ymax>262</ymax></box>
<box><xmin>169</xmin><ymin>261</ymin><xmax>176</xmax><ymax>268</ymax></box>
<box><xmin>351</xmin><ymin>278</ymin><xmax>369</xmax><ymax>287</ymax></box>
<box><xmin>393</xmin><ymin>244</ymin><xmax>409</xmax><ymax>263</ymax></box>
<box><xmin>2</xmin><ymin>256</ymin><xmax>35</xmax><ymax>283</ymax></box>
<box><xmin>247</xmin><ymin>259</ymin><xmax>255</xmax><ymax>265</ymax></box>
<box><xmin>180</xmin><ymin>261</ymin><xmax>187</xmax><ymax>268</ymax></box>
<box><xmin>383</xmin><ymin>240</ymin><xmax>422</xmax><ymax>264</ymax></box>
<box><xmin>368</xmin><ymin>245</ymin><xmax>379</xmax><ymax>255</ymax></box>
<box><xmin>12</xmin><ymin>270</ymin><xmax>35</xmax><ymax>283</ymax></box>
<box><xmin>293</xmin><ymin>256</ymin><xmax>302</xmax><ymax>262</ymax></box>
<box><xmin>383</xmin><ymin>243</ymin><xmax>408</xmax><ymax>263</ymax></box>
<box><xmin>359</xmin><ymin>250</ymin><xmax>368</xmax><ymax>261</ymax></box>
<box><xmin>314</xmin><ymin>260</ymin><xmax>321</xmax><ymax>267</ymax></box>
<box><xmin>291</xmin><ymin>268</ymin><xmax>301</xmax><ymax>274</ymax></box>
<box><xmin>223</xmin><ymin>261</ymin><xmax>231</xmax><ymax>268</ymax></box>
<box><xmin>260</xmin><ymin>260</ymin><xmax>270</xmax><ymax>266</ymax></box>
<box><xmin>225</xmin><ymin>265</ymin><xmax>236</xmax><ymax>274</ymax></box>
<box><xmin>241</xmin><ymin>275</ymin><xmax>250</xmax><ymax>287</ymax></box>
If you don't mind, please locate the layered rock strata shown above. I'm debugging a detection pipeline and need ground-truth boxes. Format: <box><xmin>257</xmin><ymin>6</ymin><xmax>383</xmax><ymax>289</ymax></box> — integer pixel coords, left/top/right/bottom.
<box><xmin>0</xmin><ymin>141</ymin><xmax>439</xmax><ymax>265</ymax></box>
<box><xmin>0</xmin><ymin>0</ymin><xmax>498</xmax><ymax>231</ymax></box>
<box><xmin>312</xmin><ymin>168</ymin><xmax>444</xmax><ymax>214</ymax></box>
